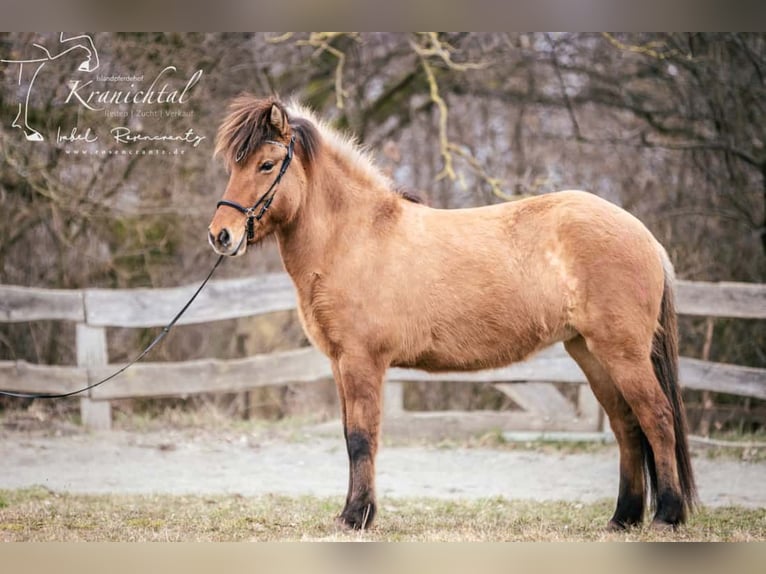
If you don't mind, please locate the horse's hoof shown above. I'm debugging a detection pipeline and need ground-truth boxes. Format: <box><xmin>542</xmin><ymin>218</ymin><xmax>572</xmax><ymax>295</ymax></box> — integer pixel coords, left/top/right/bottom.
<box><xmin>650</xmin><ymin>518</ymin><xmax>677</xmax><ymax>532</ymax></box>
<box><xmin>606</xmin><ymin>519</ymin><xmax>627</xmax><ymax>532</ymax></box>
<box><xmin>25</xmin><ymin>131</ymin><xmax>43</xmax><ymax>142</ymax></box>
<box><xmin>335</xmin><ymin>515</ymin><xmax>356</xmax><ymax>530</ymax></box>
<box><xmin>335</xmin><ymin>514</ymin><xmax>370</xmax><ymax>531</ymax></box>
<box><xmin>337</xmin><ymin>502</ymin><xmax>376</xmax><ymax>531</ymax></box>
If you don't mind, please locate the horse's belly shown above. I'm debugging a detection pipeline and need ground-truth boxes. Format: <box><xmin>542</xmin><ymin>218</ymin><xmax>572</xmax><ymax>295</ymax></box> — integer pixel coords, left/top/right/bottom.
<box><xmin>397</xmin><ymin>347</ymin><xmax>538</xmax><ymax>372</ymax></box>
<box><xmin>393</xmin><ymin>315</ymin><xmax>570</xmax><ymax>372</ymax></box>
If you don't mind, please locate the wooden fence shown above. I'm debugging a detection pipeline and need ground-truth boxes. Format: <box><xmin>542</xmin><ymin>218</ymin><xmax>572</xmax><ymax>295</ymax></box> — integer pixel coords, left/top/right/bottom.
<box><xmin>1</xmin><ymin>274</ymin><xmax>765</xmax><ymax>432</ymax></box>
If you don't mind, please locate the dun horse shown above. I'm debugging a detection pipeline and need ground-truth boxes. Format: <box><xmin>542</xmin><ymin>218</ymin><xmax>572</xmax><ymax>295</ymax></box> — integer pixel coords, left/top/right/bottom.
<box><xmin>208</xmin><ymin>95</ymin><xmax>696</xmax><ymax>531</ymax></box>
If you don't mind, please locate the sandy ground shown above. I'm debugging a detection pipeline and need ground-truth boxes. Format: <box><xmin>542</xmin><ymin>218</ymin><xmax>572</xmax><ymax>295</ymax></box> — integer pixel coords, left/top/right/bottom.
<box><xmin>1</xmin><ymin>426</ymin><xmax>765</xmax><ymax>508</ymax></box>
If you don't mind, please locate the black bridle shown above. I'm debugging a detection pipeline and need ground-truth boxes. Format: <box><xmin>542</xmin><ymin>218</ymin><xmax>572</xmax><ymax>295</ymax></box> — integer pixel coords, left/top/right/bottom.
<box><xmin>216</xmin><ymin>135</ymin><xmax>296</xmax><ymax>242</ymax></box>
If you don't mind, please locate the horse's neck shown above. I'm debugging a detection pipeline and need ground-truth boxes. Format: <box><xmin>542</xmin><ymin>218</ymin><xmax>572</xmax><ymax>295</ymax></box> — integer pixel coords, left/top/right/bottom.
<box><xmin>276</xmin><ymin>159</ymin><xmax>391</xmax><ymax>284</ymax></box>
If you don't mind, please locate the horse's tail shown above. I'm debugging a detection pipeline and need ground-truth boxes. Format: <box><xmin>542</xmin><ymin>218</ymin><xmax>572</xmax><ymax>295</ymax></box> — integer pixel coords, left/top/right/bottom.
<box><xmin>643</xmin><ymin>251</ymin><xmax>697</xmax><ymax>521</ymax></box>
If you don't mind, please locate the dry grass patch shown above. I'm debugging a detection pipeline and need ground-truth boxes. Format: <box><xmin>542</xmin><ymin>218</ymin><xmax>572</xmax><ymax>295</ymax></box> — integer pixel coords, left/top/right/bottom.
<box><xmin>1</xmin><ymin>487</ymin><xmax>763</xmax><ymax>542</ymax></box>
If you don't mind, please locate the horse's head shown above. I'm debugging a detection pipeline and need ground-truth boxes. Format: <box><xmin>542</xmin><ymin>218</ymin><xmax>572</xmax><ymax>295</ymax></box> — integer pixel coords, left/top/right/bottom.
<box><xmin>208</xmin><ymin>96</ymin><xmax>312</xmax><ymax>256</ymax></box>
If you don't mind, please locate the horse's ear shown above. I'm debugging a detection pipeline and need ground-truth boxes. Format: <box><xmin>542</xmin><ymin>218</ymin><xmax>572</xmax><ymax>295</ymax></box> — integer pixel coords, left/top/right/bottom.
<box><xmin>270</xmin><ymin>103</ymin><xmax>286</xmax><ymax>135</ymax></box>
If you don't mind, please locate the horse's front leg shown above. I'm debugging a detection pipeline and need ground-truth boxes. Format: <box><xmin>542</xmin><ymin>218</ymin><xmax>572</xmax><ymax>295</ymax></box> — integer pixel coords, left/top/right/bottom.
<box><xmin>333</xmin><ymin>353</ymin><xmax>385</xmax><ymax>530</ymax></box>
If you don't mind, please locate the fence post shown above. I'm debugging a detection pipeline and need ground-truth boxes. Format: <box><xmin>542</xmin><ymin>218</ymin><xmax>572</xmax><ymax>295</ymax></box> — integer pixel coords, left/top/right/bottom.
<box><xmin>577</xmin><ymin>384</ymin><xmax>604</xmax><ymax>432</ymax></box>
<box><xmin>384</xmin><ymin>380</ymin><xmax>405</xmax><ymax>418</ymax></box>
<box><xmin>76</xmin><ymin>323</ymin><xmax>112</xmax><ymax>430</ymax></box>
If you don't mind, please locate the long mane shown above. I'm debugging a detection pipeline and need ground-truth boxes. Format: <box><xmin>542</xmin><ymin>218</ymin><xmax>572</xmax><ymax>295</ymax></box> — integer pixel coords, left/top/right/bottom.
<box><xmin>214</xmin><ymin>94</ymin><xmax>394</xmax><ymax>193</ymax></box>
<box><xmin>284</xmin><ymin>101</ymin><xmax>393</xmax><ymax>191</ymax></box>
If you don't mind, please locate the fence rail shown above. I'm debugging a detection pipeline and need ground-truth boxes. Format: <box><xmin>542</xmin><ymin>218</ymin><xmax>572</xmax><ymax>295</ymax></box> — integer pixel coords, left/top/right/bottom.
<box><xmin>1</xmin><ymin>274</ymin><xmax>764</xmax><ymax>431</ymax></box>
<box><xmin>3</xmin><ymin>277</ymin><xmax>765</xmax><ymax>328</ymax></box>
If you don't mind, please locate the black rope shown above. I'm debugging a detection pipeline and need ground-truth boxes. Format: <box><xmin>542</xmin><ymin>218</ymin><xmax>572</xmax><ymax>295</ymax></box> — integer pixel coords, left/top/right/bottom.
<box><xmin>2</xmin><ymin>136</ymin><xmax>296</xmax><ymax>401</ymax></box>
<box><xmin>0</xmin><ymin>254</ymin><xmax>225</xmax><ymax>400</ymax></box>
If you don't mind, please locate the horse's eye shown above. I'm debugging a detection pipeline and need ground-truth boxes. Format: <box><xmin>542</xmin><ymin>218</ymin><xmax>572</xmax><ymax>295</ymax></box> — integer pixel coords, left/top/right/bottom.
<box><xmin>259</xmin><ymin>161</ymin><xmax>275</xmax><ymax>172</ymax></box>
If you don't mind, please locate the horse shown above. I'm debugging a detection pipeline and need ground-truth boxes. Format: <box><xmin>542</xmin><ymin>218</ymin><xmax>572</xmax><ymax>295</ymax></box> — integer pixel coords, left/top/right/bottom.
<box><xmin>207</xmin><ymin>94</ymin><xmax>696</xmax><ymax>531</ymax></box>
<box><xmin>1</xmin><ymin>32</ymin><xmax>99</xmax><ymax>141</ymax></box>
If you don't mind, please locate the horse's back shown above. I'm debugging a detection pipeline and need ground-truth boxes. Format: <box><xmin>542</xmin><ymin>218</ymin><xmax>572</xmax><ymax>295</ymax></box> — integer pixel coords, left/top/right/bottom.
<box><xmin>389</xmin><ymin>190</ymin><xmax>667</xmax><ymax>371</ymax></box>
<box><xmin>495</xmin><ymin>190</ymin><xmax>665</xmax><ymax>280</ymax></box>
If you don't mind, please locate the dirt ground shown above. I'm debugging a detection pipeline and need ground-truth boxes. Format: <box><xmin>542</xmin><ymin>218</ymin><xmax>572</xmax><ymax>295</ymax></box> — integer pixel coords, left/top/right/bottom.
<box><xmin>1</xmin><ymin>423</ymin><xmax>765</xmax><ymax>508</ymax></box>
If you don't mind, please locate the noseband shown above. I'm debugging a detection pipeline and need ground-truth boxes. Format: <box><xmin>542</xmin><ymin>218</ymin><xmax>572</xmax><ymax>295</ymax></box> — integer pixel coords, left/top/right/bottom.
<box><xmin>216</xmin><ymin>135</ymin><xmax>296</xmax><ymax>242</ymax></box>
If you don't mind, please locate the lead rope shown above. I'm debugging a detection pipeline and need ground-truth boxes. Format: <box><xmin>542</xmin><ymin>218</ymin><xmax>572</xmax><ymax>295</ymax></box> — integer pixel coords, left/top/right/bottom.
<box><xmin>0</xmin><ymin>254</ymin><xmax>226</xmax><ymax>400</ymax></box>
<box><xmin>1</xmin><ymin>137</ymin><xmax>295</xmax><ymax>401</ymax></box>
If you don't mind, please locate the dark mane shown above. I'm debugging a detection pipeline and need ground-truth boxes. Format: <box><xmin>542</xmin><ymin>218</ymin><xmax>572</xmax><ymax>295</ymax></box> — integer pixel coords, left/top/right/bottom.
<box><xmin>215</xmin><ymin>94</ymin><xmax>320</xmax><ymax>170</ymax></box>
<box><xmin>216</xmin><ymin>95</ymin><xmax>417</xmax><ymax>204</ymax></box>
<box><xmin>394</xmin><ymin>186</ymin><xmax>425</xmax><ymax>205</ymax></box>
<box><xmin>289</xmin><ymin>116</ymin><xmax>321</xmax><ymax>171</ymax></box>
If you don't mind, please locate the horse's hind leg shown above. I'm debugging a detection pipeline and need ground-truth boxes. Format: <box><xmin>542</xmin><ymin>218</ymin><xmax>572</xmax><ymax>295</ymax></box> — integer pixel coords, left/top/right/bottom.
<box><xmin>565</xmin><ymin>336</ymin><xmax>646</xmax><ymax>530</ymax></box>
<box><xmin>584</xmin><ymin>338</ymin><xmax>686</xmax><ymax>528</ymax></box>
<box><xmin>333</xmin><ymin>353</ymin><xmax>385</xmax><ymax>530</ymax></box>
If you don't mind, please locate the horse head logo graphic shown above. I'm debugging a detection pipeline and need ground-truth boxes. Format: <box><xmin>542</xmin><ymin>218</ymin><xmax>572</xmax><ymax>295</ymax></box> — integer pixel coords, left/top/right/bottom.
<box><xmin>2</xmin><ymin>33</ymin><xmax>100</xmax><ymax>142</ymax></box>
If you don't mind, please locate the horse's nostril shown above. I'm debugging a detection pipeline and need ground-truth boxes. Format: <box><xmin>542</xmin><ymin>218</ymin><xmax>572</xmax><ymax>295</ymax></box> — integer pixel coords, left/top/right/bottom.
<box><xmin>217</xmin><ymin>228</ymin><xmax>231</xmax><ymax>248</ymax></box>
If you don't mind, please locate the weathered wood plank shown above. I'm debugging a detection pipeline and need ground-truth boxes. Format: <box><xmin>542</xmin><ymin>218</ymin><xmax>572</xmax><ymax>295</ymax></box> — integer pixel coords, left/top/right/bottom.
<box><xmin>676</xmin><ymin>280</ymin><xmax>766</xmax><ymax>319</ymax></box>
<box><xmin>81</xmin><ymin>349</ymin><xmax>766</xmax><ymax>402</ymax></box>
<box><xmin>2</xmin><ymin>278</ymin><xmax>763</xmax><ymax>324</ymax></box>
<box><xmin>384</xmin><ymin>381</ymin><xmax>405</xmax><ymax>417</ymax></box>
<box><xmin>3</xmin><ymin>346</ymin><xmax>763</xmax><ymax>403</ymax></box>
<box><xmin>90</xmin><ymin>347</ymin><xmax>333</xmax><ymax>399</ymax></box>
<box><xmin>388</xmin><ymin>355</ymin><xmax>587</xmax><ymax>385</ymax></box>
<box><xmin>392</xmin><ymin>353</ymin><xmax>764</xmax><ymax>400</ymax></box>
<box><xmin>494</xmin><ymin>382</ymin><xmax>576</xmax><ymax>417</ymax></box>
<box><xmin>679</xmin><ymin>358</ymin><xmax>766</xmax><ymax>400</ymax></box>
<box><xmin>84</xmin><ymin>273</ymin><xmax>297</xmax><ymax>328</ymax></box>
<box><xmin>383</xmin><ymin>410</ymin><xmax>597</xmax><ymax>441</ymax></box>
<box><xmin>577</xmin><ymin>385</ymin><xmax>605</xmax><ymax>431</ymax></box>
<box><xmin>0</xmin><ymin>285</ymin><xmax>84</xmax><ymax>323</ymax></box>
<box><xmin>76</xmin><ymin>324</ymin><xmax>109</xmax><ymax>367</ymax></box>
<box><xmin>76</xmin><ymin>324</ymin><xmax>112</xmax><ymax>430</ymax></box>
<box><xmin>0</xmin><ymin>360</ymin><xmax>86</xmax><ymax>394</ymax></box>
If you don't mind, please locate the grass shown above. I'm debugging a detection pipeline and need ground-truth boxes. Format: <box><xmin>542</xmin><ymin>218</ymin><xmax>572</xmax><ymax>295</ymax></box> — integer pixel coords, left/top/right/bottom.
<box><xmin>0</xmin><ymin>487</ymin><xmax>763</xmax><ymax>542</ymax></box>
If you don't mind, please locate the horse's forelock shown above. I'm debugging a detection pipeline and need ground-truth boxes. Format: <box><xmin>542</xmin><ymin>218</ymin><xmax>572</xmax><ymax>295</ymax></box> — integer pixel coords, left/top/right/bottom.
<box><xmin>215</xmin><ymin>95</ymin><xmax>285</xmax><ymax>169</ymax></box>
<box><xmin>216</xmin><ymin>95</ymin><xmax>392</xmax><ymax>193</ymax></box>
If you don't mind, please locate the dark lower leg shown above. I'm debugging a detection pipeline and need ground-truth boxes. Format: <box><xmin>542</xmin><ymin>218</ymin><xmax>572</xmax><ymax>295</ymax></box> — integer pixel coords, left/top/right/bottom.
<box><xmin>609</xmin><ymin>482</ymin><xmax>645</xmax><ymax>530</ymax></box>
<box><xmin>652</xmin><ymin>488</ymin><xmax>685</xmax><ymax>527</ymax></box>
<box><xmin>335</xmin><ymin>355</ymin><xmax>383</xmax><ymax>530</ymax></box>
<box><xmin>608</xmin><ymin>424</ymin><xmax>646</xmax><ymax>530</ymax></box>
<box><xmin>339</xmin><ymin>429</ymin><xmax>377</xmax><ymax>529</ymax></box>
<box><xmin>565</xmin><ymin>337</ymin><xmax>646</xmax><ymax>530</ymax></box>
<box><xmin>614</xmin><ymin>370</ymin><xmax>685</xmax><ymax>526</ymax></box>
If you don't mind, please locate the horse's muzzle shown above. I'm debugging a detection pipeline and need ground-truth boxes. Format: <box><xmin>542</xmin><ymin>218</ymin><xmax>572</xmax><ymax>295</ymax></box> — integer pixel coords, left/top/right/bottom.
<box><xmin>208</xmin><ymin>227</ymin><xmax>246</xmax><ymax>257</ymax></box>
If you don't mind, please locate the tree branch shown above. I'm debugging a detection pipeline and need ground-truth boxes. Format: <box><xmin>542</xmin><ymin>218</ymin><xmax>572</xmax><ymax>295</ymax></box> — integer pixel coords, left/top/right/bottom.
<box><xmin>545</xmin><ymin>33</ymin><xmax>583</xmax><ymax>141</ymax></box>
<box><xmin>410</xmin><ymin>33</ymin><xmax>514</xmax><ymax>200</ymax></box>
<box><xmin>602</xmin><ymin>32</ymin><xmax>692</xmax><ymax>61</ymax></box>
